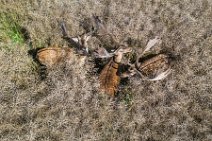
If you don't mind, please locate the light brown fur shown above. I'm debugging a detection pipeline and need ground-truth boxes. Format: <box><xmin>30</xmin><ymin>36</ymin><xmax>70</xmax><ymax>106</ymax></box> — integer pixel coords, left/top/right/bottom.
<box><xmin>36</xmin><ymin>46</ymin><xmax>74</xmax><ymax>68</ymax></box>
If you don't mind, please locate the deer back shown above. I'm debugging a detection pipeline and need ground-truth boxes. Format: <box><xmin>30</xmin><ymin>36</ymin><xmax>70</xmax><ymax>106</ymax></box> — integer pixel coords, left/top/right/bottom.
<box><xmin>99</xmin><ymin>57</ymin><xmax>120</xmax><ymax>96</ymax></box>
<box><xmin>36</xmin><ymin>46</ymin><xmax>73</xmax><ymax>68</ymax></box>
<box><xmin>136</xmin><ymin>54</ymin><xmax>170</xmax><ymax>78</ymax></box>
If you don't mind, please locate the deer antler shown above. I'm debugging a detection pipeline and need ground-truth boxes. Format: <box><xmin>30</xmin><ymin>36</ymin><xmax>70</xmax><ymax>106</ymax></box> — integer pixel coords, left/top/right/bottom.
<box><xmin>61</xmin><ymin>21</ymin><xmax>96</xmax><ymax>54</ymax></box>
<box><xmin>135</xmin><ymin>36</ymin><xmax>162</xmax><ymax>69</ymax></box>
<box><xmin>61</xmin><ymin>21</ymin><xmax>83</xmax><ymax>49</ymax></box>
<box><xmin>91</xmin><ymin>15</ymin><xmax>121</xmax><ymax>49</ymax></box>
<box><xmin>93</xmin><ymin>47</ymin><xmax>115</xmax><ymax>58</ymax></box>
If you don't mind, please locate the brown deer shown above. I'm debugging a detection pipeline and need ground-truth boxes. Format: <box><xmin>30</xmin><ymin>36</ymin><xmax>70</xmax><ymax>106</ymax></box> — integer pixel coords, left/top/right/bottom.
<box><xmin>30</xmin><ymin>22</ymin><xmax>94</xmax><ymax>79</ymax></box>
<box><xmin>36</xmin><ymin>46</ymin><xmax>86</xmax><ymax>68</ymax></box>
<box><xmin>35</xmin><ymin>46</ymin><xmax>87</xmax><ymax>79</ymax></box>
<box><xmin>98</xmin><ymin>47</ymin><xmax>132</xmax><ymax>96</ymax></box>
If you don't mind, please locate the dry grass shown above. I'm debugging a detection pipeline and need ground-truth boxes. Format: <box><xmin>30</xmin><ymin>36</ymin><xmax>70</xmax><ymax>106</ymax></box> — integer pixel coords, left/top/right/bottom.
<box><xmin>0</xmin><ymin>0</ymin><xmax>212</xmax><ymax>141</ymax></box>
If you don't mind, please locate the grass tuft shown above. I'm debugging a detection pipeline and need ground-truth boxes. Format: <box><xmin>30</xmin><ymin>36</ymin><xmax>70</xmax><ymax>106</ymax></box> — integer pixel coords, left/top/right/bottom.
<box><xmin>0</xmin><ymin>12</ymin><xmax>24</xmax><ymax>45</ymax></box>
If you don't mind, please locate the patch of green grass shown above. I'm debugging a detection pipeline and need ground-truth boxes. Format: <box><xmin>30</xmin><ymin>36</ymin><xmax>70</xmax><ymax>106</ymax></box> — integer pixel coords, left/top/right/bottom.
<box><xmin>122</xmin><ymin>87</ymin><xmax>134</xmax><ymax>109</ymax></box>
<box><xmin>0</xmin><ymin>12</ymin><xmax>24</xmax><ymax>45</ymax></box>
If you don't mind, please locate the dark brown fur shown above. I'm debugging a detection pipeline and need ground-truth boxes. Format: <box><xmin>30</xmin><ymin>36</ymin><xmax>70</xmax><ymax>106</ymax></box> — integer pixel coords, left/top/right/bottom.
<box><xmin>99</xmin><ymin>57</ymin><xmax>120</xmax><ymax>96</ymax></box>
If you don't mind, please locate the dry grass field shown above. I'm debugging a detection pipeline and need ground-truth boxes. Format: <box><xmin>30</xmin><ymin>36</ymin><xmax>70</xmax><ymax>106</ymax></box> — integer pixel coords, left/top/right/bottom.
<box><xmin>0</xmin><ymin>0</ymin><xmax>212</xmax><ymax>141</ymax></box>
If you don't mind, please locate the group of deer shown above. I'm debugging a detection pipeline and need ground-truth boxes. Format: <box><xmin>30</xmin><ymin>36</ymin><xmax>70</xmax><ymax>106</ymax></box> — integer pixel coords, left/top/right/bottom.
<box><xmin>34</xmin><ymin>16</ymin><xmax>172</xmax><ymax>97</ymax></box>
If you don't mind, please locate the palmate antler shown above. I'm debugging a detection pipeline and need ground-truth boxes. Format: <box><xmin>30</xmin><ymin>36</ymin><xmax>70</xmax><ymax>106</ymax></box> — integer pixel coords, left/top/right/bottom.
<box><xmin>93</xmin><ymin>47</ymin><xmax>114</xmax><ymax>58</ymax></box>
<box><xmin>61</xmin><ymin>21</ymin><xmax>96</xmax><ymax>55</ymax></box>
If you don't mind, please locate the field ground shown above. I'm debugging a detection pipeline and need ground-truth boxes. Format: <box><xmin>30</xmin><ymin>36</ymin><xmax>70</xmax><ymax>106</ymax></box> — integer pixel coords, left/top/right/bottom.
<box><xmin>0</xmin><ymin>0</ymin><xmax>212</xmax><ymax>141</ymax></box>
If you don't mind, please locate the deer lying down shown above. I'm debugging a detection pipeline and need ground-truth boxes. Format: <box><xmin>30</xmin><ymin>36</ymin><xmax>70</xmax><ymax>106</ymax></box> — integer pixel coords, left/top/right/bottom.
<box><xmin>35</xmin><ymin>31</ymin><xmax>90</xmax><ymax>69</ymax></box>
<box><xmin>33</xmin><ymin>22</ymin><xmax>94</xmax><ymax>79</ymax></box>
<box><xmin>34</xmin><ymin>46</ymin><xmax>87</xmax><ymax>79</ymax></box>
<box><xmin>98</xmin><ymin>47</ymin><xmax>132</xmax><ymax>96</ymax></box>
<box><xmin>124</xmin><ymin>36</ymin><xmax>172</xmax><ymax>81</ymax></box>
<box><xmin>36</xmin><ymin>46</ymin><xmax>86</xmax><ymax>68</ymax></box>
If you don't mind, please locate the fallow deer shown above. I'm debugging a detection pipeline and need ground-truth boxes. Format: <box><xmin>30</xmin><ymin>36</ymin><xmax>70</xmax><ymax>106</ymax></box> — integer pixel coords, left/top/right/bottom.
<box><xmin>124</xmin><ymin>36</ymin><xmax>172</xmax><ymax>81</ymax></box>
<box><xmin>98</xmin><ymin>47</ymin><xmax>132</xmax><ymax>96</ymax></box>
<box><xmin>36</xmin><ymin>46</ymin><xmax>86</xmax><ymax>68</ymax></box>
<box><xmin>32</xmin><ymin>22</ymin><xmax>95</xmax><ymax>79</ymax></box>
